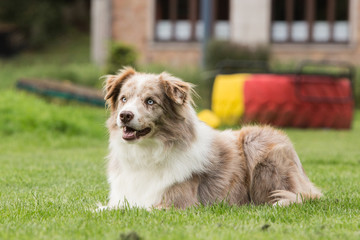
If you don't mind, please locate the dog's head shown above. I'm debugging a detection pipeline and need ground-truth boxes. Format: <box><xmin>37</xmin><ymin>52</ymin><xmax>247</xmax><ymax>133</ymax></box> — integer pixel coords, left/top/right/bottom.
<box><xmin>104</xmin><ymin>67</ymin><xmax>195</xmax><ymax>144</ymax></box>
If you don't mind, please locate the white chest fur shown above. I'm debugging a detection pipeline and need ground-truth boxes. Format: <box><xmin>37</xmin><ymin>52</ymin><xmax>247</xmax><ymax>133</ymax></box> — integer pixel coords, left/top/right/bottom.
<box><xmin>106</xmin><ymin>122</ymin><xmax>214</xmax><ymax>208</ymax></box>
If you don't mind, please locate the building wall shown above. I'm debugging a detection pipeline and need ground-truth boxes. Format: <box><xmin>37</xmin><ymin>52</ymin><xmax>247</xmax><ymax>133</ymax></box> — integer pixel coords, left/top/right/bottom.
<box><xmin>111</xmin><ymin>0</ymin><xmax>149</xmax><ymax>60</ymax></box>
<box><xmin>110</xmin><ymin>0</ymin><xmax>360</xmax><ymax>67</ymax></box>
<box><xmin>147</xmin><ymin>42</ymin><xmax>201</xmax><ymax>66</ymax></box>
<box><xmin>271</xmin><ymin>0</ymin><xmax>360</xmax><ymax>65</ymax></box>
<box><xmin>111</xmin><ymin>0</ymin><xmax>201</xmax><ymax>67</ymax></box>
<box><xmin>230</xmin><ymin>0</ymin><xmax>270</xmax><ymax>46</ymax></box>
<box><xmin>91</xmin><ymin>0</ymin><xmax>111</xmax><ymax>66</ymax></box>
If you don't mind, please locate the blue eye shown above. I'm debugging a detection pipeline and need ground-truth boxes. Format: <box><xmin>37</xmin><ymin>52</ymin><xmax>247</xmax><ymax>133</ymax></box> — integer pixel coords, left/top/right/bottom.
<box><xmin>121</xmin><ymin>97</ymin><xmax>127</xmax><ymax>103</ymax></box>
<box><xmin>146</xmin><ymin>98</ymin><xmax>154</xmax><ymax>105</ymax></box>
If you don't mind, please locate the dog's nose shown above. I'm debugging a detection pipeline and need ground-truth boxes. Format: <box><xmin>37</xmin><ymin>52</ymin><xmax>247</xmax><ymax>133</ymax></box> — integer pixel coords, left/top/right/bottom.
<box><xmin>120</xmin><ymin>111</ymin><xmax>134</xmax><ymax>123</ymax></box>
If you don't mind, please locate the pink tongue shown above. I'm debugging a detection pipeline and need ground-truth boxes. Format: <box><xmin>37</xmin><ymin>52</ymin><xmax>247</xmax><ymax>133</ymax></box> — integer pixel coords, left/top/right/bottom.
<box><xmin>123</xmin><ymin>128</ymin><xmax>137</xmax><ymax>140</ymax></box>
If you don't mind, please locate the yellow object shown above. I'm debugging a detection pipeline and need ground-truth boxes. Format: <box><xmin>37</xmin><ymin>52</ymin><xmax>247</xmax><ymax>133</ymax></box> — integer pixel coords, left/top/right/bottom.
<box><xmin>212</xmin><ymin>74</ymin><xmax>251</xmax><ymax>125</ymax></box>
<box><xmin>197</xmin><ymin>109</ymin><xmax>221</xmax><ymax>128</ymax></box>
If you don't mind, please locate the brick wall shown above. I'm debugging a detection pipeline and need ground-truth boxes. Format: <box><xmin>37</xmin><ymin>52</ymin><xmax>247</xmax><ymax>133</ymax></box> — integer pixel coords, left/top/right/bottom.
<box><xmin>111</xmin><ymin>0</ymin><xmax>149</xmax><ymax>58</ymax></box>
<box><xmin>111</xmin><ymin>0</ymin><xmax>201</xmax><ymax>67</ymax></box>
<box><xmin>147</xmin><ymin>45</ymin><xmax>201</xmax><ymax>66</ymax></box>
<box><xmin>271</xmin><ymin>43</ymin><xmax>360</xmax><ymax>64</ymax></box>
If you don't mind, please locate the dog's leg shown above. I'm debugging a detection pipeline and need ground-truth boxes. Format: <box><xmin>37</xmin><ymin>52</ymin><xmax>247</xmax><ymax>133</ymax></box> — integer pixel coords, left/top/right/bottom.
<box><xmin>250</xmin><ymin>157</ymin><xmax>290</xmax><ymax>205</ymax></box>
<box><xmin>154</xmin><ymin>175</ymin><xmax>200</xmax><ymax>210</ymax></box>
<box><xmin>250</xmin><ymin>146</ymin><xmax>322</xmax><ymax>206</ymax></box>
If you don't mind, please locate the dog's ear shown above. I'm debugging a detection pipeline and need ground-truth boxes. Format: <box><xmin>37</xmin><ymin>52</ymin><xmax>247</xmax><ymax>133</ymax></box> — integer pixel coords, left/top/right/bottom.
<box><xmin>104</xmin><ymin>67</ymin><xmax>135</xmax><ymax>110</ymax></box>
<box><xmin>160</xmin><ymin>72</ymin><xmax>194</xmax><ymax>105</ymax></box>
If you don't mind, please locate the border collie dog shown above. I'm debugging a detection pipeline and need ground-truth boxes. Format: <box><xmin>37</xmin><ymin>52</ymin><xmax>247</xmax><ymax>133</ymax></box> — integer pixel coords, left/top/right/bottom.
<box><xmin>102</xmin><ymin>67</ymin><xmax>322</xmax><ymax>210</ymax></box>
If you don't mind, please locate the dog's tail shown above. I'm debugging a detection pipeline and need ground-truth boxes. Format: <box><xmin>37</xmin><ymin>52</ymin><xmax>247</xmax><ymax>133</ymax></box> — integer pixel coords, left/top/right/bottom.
<box><xmin>270</xmin><ymin>189</ymin><xmax>323</xmax><ymax>207</ymax></box>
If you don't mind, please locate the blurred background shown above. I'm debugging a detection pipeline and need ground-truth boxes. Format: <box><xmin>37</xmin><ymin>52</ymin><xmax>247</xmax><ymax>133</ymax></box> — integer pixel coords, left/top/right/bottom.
<box><xmin>0</xmin><ymin>0</ymin><xmax>359</xmax><ymax>113</ymax></box>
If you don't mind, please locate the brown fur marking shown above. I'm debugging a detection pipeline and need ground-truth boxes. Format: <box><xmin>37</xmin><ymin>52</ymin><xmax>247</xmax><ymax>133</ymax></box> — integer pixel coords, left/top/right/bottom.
<box><xmin>197</xmin><ymin>132</ymin><xmax>249</xmax><ymax>205</ymax></box>
<box><xmin>104</xmin><ymin>67</ymin><xmax>135</xmax><ymax>111</ymax></box>
<box><xmin>154</xmin><ymin>75</ymin><xmax>196</xmax><ymax>148</ymax></box>
<box><xmin>159</xmin><ymin>72</ymin><xmax>193</xmax><ymax>105</ymax></box>
<box><xmin>157</xmin><ymin>175</ymin><xmax>200</xmax><ymax>209</ymax></box>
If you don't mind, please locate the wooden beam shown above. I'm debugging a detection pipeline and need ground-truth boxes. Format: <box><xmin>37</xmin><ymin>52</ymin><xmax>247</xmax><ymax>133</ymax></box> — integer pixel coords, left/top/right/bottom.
<box><xmin>189</xmin><ymin>0</ymin><xmax>197</xmax><ymax>41</ymax></box>
<box><xmin>211</xmin><ymin>0</ymin><xmax>217</xmax><ymax>37</ymax></box>
<box><xmin>286</xmin><ymin>0</ymin><xmax>294</xmax><ymax>42</ymax></box>
<box><xmin>306</xmin><ymin>0</ymin><xmax>315</xmax><ymax>42</ymax></box>
<box><xmin>328</xmin><ymin>0</ymin><xmax>335</xmax><ymax>42</ymax></box>
<box><xmin>170</xmin><ymin>0</ymin><xmax>177</xmax><ymax>41</ymax></box>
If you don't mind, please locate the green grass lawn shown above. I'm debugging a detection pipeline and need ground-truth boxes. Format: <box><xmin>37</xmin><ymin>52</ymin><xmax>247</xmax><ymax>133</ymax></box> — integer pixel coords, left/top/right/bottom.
<box><xmin>1</xmin><ymin>32</ymin><xmax>360</xmax><ymax>240</ymax></box>
<box><xmin>0</xmin><ymin>90</ymin><xmax>360</xmax><ymax>240</ymax></box>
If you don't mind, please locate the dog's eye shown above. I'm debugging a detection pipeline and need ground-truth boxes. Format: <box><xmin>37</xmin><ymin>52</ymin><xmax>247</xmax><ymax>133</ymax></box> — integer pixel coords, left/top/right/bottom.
<box><xmin>146</xmin><ymin>98</ymin><xmax>155</xmax><ymax>105</ymax></box>
<box><xmin>121</xmin><ymin>97</ymin><xmax>127</xmax><ymax>103</ymax></box>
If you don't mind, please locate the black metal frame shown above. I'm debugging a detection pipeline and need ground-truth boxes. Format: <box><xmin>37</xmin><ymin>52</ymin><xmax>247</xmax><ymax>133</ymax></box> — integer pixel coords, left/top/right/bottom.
<box><xmin>216</xmin><ymin>60</ymin><xmax>270</xmax><ymax>74</ymax></box>
<box><xmin>213</xmin><ymin>59</ymin><xmax>355</xmax><ymax>104</ymax></box>
<box><xmin>294</xmin><ymin>60</ymin><xmax>354</xmax><ymax>103</ymax></box>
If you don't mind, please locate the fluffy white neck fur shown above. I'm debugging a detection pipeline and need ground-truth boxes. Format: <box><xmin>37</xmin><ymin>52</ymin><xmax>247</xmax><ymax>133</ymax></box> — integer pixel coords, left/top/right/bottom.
<box><xmin>107</xmin><ymin>119</ymin><xmax>215</xmax><ymax>208</ymax></box>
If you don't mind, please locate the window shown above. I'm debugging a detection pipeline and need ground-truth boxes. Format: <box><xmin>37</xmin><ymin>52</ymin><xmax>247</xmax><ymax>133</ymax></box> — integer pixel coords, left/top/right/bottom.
<box><xmin>271</xmin><ymin>0</ymin><xmax>350</xmax><ymax>43</ymax></box>
<box><xmin>155</xmin><ymin>0</ymin><xmax>230</xmax><ymax>42</ymax></box>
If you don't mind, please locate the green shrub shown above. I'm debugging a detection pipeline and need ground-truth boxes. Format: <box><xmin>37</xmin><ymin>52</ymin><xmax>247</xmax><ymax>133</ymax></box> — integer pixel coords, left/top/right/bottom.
<box><xmin>205</xmin><ymin>40</ymin><xmax>270</xmax><ymax>70</ymax></box>
<box><xmin>105</xmin><ymin>42</ymin><xmax>138</xmax><ymax>74</ymax></box>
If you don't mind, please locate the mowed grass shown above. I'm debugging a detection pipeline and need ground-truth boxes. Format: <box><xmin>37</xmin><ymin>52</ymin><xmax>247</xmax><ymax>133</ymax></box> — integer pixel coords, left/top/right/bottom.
<box><xmin>1</xmin><ymin>32</ymin><xmax>360</xmax><ymax>239</ymax></box>
<box><xmin>0</xmin><ymin>90</ymin><xmax>360</xmax><ymax>240</ymax></box>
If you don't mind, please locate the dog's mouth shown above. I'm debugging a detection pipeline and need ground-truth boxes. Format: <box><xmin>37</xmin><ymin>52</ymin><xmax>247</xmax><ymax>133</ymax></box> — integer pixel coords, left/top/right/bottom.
<box><xmin>122</xmin><ymin>126</ymin><xmax>152</xmax><ymax>141</ymax></box>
